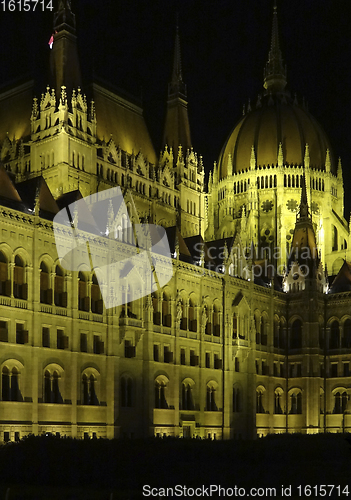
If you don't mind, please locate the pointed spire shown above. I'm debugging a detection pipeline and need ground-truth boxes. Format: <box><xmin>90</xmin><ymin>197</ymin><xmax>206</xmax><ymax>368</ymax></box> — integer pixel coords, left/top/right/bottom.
<box><xmin>50</xmin><ymin>0</ymin><xmax>81</xmax><ymax>97</ymax></box>
<box><xmin>168</xmin><ymin>24</ymin><xmax>187</xmax><ymax>98</ymax></box>
<box><xmin>250</xmin><ymin>145</ymin><xmax>256</xmax><ymax>170</ymax></box>
<box><xmin>162</xmin><ymin>21</ymin><xmax>192</xmax><ymax>156</ymax></box>
<box><xmin>304</xmin><ymin>143</ymin><xmax>310</xmax><ymax>169</ymax></box>
<box><xmin>337</xmin><ymin>157</ymin><xmax>343</xmax><ymax>179</ymax></box>
<box><xmin>278</xmin><ymin>142</ymin><xmax>283</xmax><ymax>167</ymax></box>
<box><xmin>263</xmin><ymin>1</ymin><xmax>287</xmax><ymax>93</ymax></box>
<box><xmin>325</xmin><ymin>149</ymin><xmax>331</xmax><ymax>172</ymax></box>
<box><xmin>34</xmin><ymin>188</ymin><xmax>40</xmax><ymax>217</ymax></box>
<box><xmin>297</xmin><ymin>171</ymin><xmax>310</xmax><ymax>221</ymax></box>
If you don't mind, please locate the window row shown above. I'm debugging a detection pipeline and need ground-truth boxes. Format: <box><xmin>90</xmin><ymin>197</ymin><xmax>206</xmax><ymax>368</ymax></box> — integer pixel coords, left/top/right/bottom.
<box><xmin>0</xmin><ymin>255</ymin><xmax>104</xmax><ymax>313</ymax></box>
<box><xmin>153</xmin><ymin>294</ymin><xmax>222</xmax><ymax>335</ymax></box>
<box><xmin>0</xmin><ymin>366</ymin><xmax>100</xmax><ymax>406</ymax></box>
<box><xmin>153</xmin><ymin>345</ymin><xmax>222</xmax><ymax>369</ymax></box>
<box><xmin>0</xmin><ymin>324</ymin><xmax>104</xmax><ymax>355</ymax></box>
<box><xmin>257</xmin><ymin>175</ymin><xmax>277</xmax><ymax>190</ymax></box>
<box><xmin>154</xmin><ymin>380</ymin><xmax>221</xmax><ymax>412</ymax></box>
<box><xmin>257</xmin><ymin>388</ymin><xmax>302</xmax><ymax>415</ymax></box>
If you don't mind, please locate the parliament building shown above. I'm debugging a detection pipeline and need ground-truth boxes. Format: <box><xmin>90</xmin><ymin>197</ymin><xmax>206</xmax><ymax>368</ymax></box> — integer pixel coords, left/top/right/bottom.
<box><xmin>0</xmin><ymin>0</ymin><xmax>350</xmax><ymax>441</ymax></box>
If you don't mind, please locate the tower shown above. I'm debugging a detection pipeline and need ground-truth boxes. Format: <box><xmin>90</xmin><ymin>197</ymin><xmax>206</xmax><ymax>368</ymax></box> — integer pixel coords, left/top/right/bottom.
<box><xmin>161</xmin><ymin>24</ymin><xmax>204</xmax><ymax>237</ymax></box>
<box><xmin>205</xmin><ymin>2</ymin><xmax>349</xmax><ymax>276</ymax></box>
<box><xmin>50</xmin><ymin>0</ymin><xmax>82</xmax><ymax>97</ymax></box>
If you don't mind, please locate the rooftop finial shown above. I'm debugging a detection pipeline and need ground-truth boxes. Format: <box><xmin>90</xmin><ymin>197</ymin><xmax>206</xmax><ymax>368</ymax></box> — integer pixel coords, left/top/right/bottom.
<box><xmin>263</xmin><ymin>1</ymin><xmax>287</xmax><ymax>93</ymax></box>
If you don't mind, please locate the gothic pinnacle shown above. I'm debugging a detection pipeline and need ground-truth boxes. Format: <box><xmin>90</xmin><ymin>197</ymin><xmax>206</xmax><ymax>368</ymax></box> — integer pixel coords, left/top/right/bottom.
<box><xmin>263</xmin><ymin>2</ymin><xmax>287</xmax><ymax>93</ymax></box>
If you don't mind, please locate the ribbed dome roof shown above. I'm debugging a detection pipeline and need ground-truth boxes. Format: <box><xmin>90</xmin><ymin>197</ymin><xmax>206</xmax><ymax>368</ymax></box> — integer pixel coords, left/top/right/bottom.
<box><xmin>218</xmin><ymin>93</ymin><xmax>335</xmax><ymax>179</ymax></box>
<box><xmin>218</xmin><ymin>4</ymin><xmax>336</xmax><ymax>180</ymax></box>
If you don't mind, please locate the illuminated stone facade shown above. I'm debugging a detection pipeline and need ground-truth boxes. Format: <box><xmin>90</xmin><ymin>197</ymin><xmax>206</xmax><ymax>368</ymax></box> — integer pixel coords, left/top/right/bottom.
<box><xmin>0</xmin><ymin>2</ymin><xmax>350</xmax><ymax>442</ymax></box>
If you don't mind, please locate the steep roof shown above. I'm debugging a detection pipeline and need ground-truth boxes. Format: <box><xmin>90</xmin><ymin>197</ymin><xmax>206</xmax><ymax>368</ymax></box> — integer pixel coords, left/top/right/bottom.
<box><xmin>92</xmin><ymin>83</ymin><xmax>157</xmax><ymax>165</ymax></box>
<box><xmin>329</xmin><ymin>260</ymin><xmax>351</xmax><ymax>294</ymax></box>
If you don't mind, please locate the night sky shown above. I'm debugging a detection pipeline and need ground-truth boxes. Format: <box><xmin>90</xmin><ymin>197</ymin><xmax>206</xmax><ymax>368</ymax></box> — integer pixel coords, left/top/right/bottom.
<box><xmin>1</xmin><ymin>0</ymin><xmax>351</xmax><ymax>213</ymax></box>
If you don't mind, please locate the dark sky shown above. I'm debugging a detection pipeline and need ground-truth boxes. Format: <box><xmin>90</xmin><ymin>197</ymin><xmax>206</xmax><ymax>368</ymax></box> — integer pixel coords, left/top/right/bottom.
<box><xmin>1</xmin><ymin>0</ymin><xmax>351</xmax><ymax>213</ymax></box>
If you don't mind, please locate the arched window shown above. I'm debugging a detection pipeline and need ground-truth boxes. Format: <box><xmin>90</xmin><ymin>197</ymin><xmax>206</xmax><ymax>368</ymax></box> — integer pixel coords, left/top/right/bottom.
<box><xmin>280</xmin><ymin>319</ymin><xmax>286</xmax><ymax>348</ymax></box>
<box><xmin>0</xmin><ymin>252</ymin><xmax>10</xmax><ymax>297</ymax></box>
<box><xmin>162</xmin><ymin>293</ymin><xmax>171</xmax><ymax>327</ymax></box>
<box><xmin>291</xmin><ymin>319</ymin><xmax>302</xmax><ymax>349</ymax></box>
<box><xmin>10</xmin><ymin>367</ymin><xmax>19</xmax><ymax>401</ymax></box>
<box><xmin>333</xmin><ymin>392</ymin><xmax>347</xmax><ymax>414</ymax></box>
<box><xmin>255</xmin><ymin>315</ymin><xmax>261</xmax><ymax>344</ymax></box>
<box><xmin>343</xmin><ymin>319</ymin><xmax>351</xmax><ymax>348</ymax></box>
<box><xmin>14</xmin><ymin>255</ymin><xmax>27</xmax><ymax>299</ymax></box>
<box><xmin>233</xmin><ymin>314</ymin><xmax>238</xmax><ymax>338</ymax></box>
<box><xmin>91</xmin><ymin>274</ymin><xmax>103</xmax><ymax>314</ymax></box>
<box><xmin>44</xmin><ymin>369</ymin><xmax>62</xmax><ymax>404</ymax></box>
<box><xmin>182</xmin><ymin>383</ymin><xmax>194</xmax><ymax>411</ymax></box>
<box><xmin>213</xmin><ymin>304</ymin><xmax>220</xmax><ymax>336</ymax></box>
<box><xmin>273</xmin><ymin>319</ymin><xmax>279</xmax><ymax>347</ymax></box>
<box><xmin>44</xmin><ymin>370</ymin><xmax>51</xmax><ymax>403</ymax></box>
<box><xmin>189</xmin><ymin>298</ymin><xmax>197</xmax><ymax>332</ymax></box>
<box><xmin>1</xmin><ymin>365</ymin><xmax>22</xmax><ymax>402</ymax></box>
<box><xmin>78</xmin><ymin>272</ymin><xmax>89</xmax><ymax>312</ymax></box>
<box><xmin>52</xmin><ymin>371</ymin><xmax>60</xmax><ymax>403</ymax></box>
<box><xmin>82</xmin><ymin>371</ymin><xmax>99</xmax><ymax>405</ymax></box>
<box><xmin>2</xmin><ymin>367</ymin><xmax>10</xmax><ymax>401</ymax></box>
<box><xmin>261</xmin><ymin>316</ymin><xmax>268</xmax><ymax>345</ymax></box>
<box><xmin>89</xmin><ymin>374</ymin><xmax>98</xmax><ymax>405</ymax></box>
<box><xmin>152</xmin><ymin>293</ymin><xmax>160</xmax><ymax>325</ymax></box>
<box><xmin>274</xmin><ymin>389</ymin><xmax>283</xmax><ymax>414</ymax></box>
<box><xmin>256</xmin><ymin>389</ymin><xmax>265</xmax><ymax>413</ymax></box>
<box><xmin>82</xmin><ymin>374</ymin><xmax>89</xmax><ymax>405</ymax></box>
<box><xmin>206</xmin><ymin>386</ymin><xmax>217</xmax><ymax>411</ymax></box>
<box><xmin>332</xmin><ymin>225</ymin><xmax>338</xmax><ymax>252</ymax></box>
<box><xmin>179</xmin><ymin>299</ymin><xmax>187</xmax><ymax>331</ymax></box>
<box><xmin>155</xmin><ymin>380</ymin><xmax>168</xmax><ymax>409</ymax></box>
<box><xmin>330</xmin><ymin>321</ymin><xmax>340</xmax><ymax>349</ymax></box>
<box><xmin>54</xmin><ymin>265</ymin><xmax>66</xmax><ymax>307</ymax></box>
<box><xmin>290</xmin><ymin>392</ymin><xmax>302</xmax><ymax>414</ymax></box>
<box><xmin>40</xmin><ymin>262</ymin><xmax>52</xmax><ymax>304</ymax></box>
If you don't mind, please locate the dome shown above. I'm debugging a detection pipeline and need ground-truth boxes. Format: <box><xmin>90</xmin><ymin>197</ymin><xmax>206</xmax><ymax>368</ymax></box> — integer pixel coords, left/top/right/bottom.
<box><xmin>218</xmin><ymin>92</ymin><xmax>336</xmax><ymax>179</ymax></box>
<box><xmin>218</xmin><ymin>4</ymin><xmax>336</xmax><ymax>180</ymax></box>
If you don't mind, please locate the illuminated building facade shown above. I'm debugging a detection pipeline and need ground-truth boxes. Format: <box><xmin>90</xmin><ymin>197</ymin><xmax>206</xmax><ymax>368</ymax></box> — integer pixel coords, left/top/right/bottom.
<box><xmin>0</xmin><ymin>1</ymin><xmax>350</xmax><ymax>441</ymax></box>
